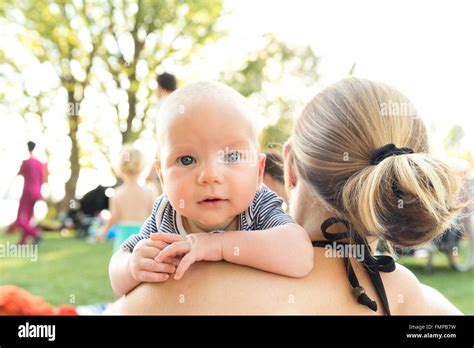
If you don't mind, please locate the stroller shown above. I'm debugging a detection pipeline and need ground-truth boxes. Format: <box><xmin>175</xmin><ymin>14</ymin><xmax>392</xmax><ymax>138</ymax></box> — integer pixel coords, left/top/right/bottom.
<box><xmin>60</xmin><ymin>185</ymin><xmax>112</xmax><ymax>238</ymax></box>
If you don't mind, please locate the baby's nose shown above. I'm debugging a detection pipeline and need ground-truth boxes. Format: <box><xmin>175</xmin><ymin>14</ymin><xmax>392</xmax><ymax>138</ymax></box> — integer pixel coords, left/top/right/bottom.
<box><xmin>197</xmin><ymin>160</ymin><xmax>224</xmax><ymax>184</ymax></box>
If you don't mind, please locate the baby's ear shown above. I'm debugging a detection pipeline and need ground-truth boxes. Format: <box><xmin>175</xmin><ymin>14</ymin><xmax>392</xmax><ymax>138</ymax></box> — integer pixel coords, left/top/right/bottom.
<box><xmin>256</xmin><ymin>153</ymin><xmax>266</xmax><ymax>189</ymax></box>
<box><xmin>154</xmin><ymin>159</ymin><xmax>164</xmax><ymax>186</ymax></box>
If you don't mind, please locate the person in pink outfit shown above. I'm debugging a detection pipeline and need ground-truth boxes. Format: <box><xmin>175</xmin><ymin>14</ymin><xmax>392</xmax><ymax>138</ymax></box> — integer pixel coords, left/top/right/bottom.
<box><xmin>8</xmin><ymin>141</ymin><xmax>48</xmax><ymax>244</ymax></box>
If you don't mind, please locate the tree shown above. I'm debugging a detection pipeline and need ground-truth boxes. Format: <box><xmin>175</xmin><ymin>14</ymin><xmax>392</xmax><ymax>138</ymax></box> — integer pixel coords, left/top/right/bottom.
<box><xmin>2</xmin><ymin>3</ymin><xmax>317</xmax><ymax>215</ymax></box>
<box><xmin>1</xmin><ymin>0</ymin><xmax>223</xmax><ymax>212</ymax></box>
<box><xmin>221</xmin><ymin>34</ymin><xmax>320</xmax><ymax>151</ymax></box>
<box><xmin>259</xmin><ymin>112</ymin><xmax>294</xmax><ymax>151</ymax></box>
<box><xmin>1</xmin><ymin>0</ymin><xmax>107</xmax><ymax>211</ymax></box>
<box><xmin>95</xmin><ymin>0</ymin><xmax>223</xmax><ymax>144</ymax></box>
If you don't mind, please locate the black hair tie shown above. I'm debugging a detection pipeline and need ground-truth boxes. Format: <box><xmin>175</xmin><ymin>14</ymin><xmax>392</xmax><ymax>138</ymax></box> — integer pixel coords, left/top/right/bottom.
<box><xmin>369</xmin><ymin>144</ymin><xmax>414</xmax><ymax>165</ymax></box>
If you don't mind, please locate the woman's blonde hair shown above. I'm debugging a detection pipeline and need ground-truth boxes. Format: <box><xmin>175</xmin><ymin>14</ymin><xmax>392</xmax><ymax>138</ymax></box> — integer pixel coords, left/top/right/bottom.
<box><xmin>119</xmin><ymin>145</ymin><xmax>146</xmax><ymax>176</ymax></box>
<box><xmin>289</xmin><ymin>77</ymin><xmax>464</xmax><ymax>247</ymax></box>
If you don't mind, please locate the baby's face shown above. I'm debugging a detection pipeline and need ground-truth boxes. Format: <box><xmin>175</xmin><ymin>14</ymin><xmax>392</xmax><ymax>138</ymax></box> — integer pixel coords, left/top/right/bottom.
<box><xmin>157</xmin><ymin>100</ymin><xmax>265</xmax><ymax>231</ymax></box>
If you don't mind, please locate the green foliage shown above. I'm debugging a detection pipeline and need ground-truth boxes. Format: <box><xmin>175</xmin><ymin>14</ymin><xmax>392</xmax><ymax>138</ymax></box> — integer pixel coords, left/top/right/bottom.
<box><xmin>1</xmin><ymin>0</ymin><xmax>223</xmax><ymax>207</ymax></box>
<box><xmin>442</xmin><ymin>124</ymin><xmax>473</xmax><ymax>166</ymax></box>
<box><xmin>222</xmin><ymin>34</ymin><xmax>319</xmax><ymax>151</ymax></box>
<box><xmin>259</xmin><ymin>109</ymin><xmax>293</xmax><ymax>151</ymax></box>
<box><xmin>97</xmin><ymin>0</ymin><xmax>224</xmax><ymax>143</ymax></box>
<box><xmin>223</xmin><ymin>34</ymin><xmax>319</xmax><ymax>97</ymax></box>
<box><xmin>443</xmin><ymin>124</ymin><xmax>465</xmax><ymax>150</ymax></box>
<box><xmin>1</xmin><ymin>1</ymin><xmax>318</xmax><ymax>207</ymax></box>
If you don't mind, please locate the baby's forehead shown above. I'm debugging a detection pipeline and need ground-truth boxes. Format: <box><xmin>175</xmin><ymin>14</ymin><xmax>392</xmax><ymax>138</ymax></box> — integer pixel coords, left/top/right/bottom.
<box><xmin>157</xmin><ymin>81</ymin><xmax>257</xmax><ymax>143</ymax></box>
<box><xmin>173</xmin><ymin>98</ymin><xmax>245</xmax><ymax>119</ymax></box>
<box><xmin>162</xmin><ymin>100</ymin><xmax>255</xmax><ymax>133</ymax></box>
<box><xmin>159</xmin><ymin>106</ymin><xmax>256</xmax><ymax>154</ymax></box>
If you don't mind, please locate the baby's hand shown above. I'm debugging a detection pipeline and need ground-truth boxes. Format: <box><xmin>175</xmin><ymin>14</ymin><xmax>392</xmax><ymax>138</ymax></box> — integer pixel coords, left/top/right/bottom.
<box><xmin>152</xmin><ymin>232</ymin><xmax>223</xmax><ymax>280</ymax></box>
<box><xmin>129</xmin><ymin>236</ymin><xmax>179</xmax><ymax>283</ymax></box>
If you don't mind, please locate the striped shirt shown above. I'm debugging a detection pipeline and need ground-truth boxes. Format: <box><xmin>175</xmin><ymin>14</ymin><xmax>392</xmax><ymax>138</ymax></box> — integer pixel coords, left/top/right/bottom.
<box><xmin>121</xmin><ymin>185</ymin><xmax>293</xmax><ymax>252</ymax></box>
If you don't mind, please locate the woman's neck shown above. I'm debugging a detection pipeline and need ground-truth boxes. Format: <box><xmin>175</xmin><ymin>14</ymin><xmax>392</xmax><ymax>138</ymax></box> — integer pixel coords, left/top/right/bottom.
<box><xmin>290</xmin><ymin>184</ymin><xmax>331</xmax><ymax>241</ymax></box>
<box><xmin>290</xmin><ymin>183</ymin><xmax>379</xmax><ymax>249</ymax></box>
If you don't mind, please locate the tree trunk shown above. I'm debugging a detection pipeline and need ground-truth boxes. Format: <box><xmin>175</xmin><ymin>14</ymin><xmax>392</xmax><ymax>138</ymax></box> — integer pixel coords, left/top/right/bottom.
<box><xmin>58</xmin><ymin>90</ymin><xmax>81</xmax><ymax>213</ymax></box>
<box><xmin>122</xmin><ymin>87</ymin><xmax>137</xmax><ymax>144</ymax></box>
<box><xmin>121</xmin><ymin>28</ymin><xmax>143</xmax><ymax>145</ymax></box>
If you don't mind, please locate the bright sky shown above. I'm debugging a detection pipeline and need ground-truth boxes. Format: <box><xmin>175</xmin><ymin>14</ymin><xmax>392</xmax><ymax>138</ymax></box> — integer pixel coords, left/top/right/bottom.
<box><xmin>222</xmin><ymin>0</ymin><xmax>474</xmax><ymax>139</ymax></box>
<box><xmin>0</xmin><ymin>0</ymin><xmax>473</xmax><ymax>224</ymax></box>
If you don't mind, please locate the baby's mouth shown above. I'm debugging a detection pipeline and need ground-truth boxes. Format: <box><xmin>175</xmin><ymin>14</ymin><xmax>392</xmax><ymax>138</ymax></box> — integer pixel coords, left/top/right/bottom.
<box><xmin>198</xmin><ymin>197</ymin><xmax>228</xmax><ymax>207</ymax></box>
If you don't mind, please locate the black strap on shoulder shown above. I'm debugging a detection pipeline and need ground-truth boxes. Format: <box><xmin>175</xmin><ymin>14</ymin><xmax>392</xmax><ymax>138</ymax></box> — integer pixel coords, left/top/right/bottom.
<box><xmin>353</xmin><ymin>233</ymin><xmax>394</xmax><ymax>315</ymax></box>
<box><xmin>320</xmin><ymin>217</ymin><xmax>350</xmax><ymax>241</ymax></box>
<box><xmin>312</xmin><ymin>218</ymin><xmax>396</xmax><ymax>315</ymax></box>
<box><xmin>343</xmin><ymin>256</ymin><xmax>377</xmax><ymax>311</ymax></box>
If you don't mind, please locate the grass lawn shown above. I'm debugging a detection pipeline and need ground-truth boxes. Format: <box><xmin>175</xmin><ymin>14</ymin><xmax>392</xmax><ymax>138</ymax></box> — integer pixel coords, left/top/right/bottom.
<box><xmin>1</xmin><ymin>230</ymin><xmax>473</xmax><ymax>313</ymax></box>
<box><xmin>398</xmin><ymin>252</ymin><xmax>474</xmax><ymax>314</ymax></box>
<box><xmin>0</xmin><ymin>231</ymin><xmax>116</xmax><ymax>307</ymax></box>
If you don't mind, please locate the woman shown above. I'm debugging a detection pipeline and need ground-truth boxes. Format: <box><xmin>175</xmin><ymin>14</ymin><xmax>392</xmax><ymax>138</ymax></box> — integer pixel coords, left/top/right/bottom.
<box><xmin>106</xmin><ymin>77</ymin><xmax>463</xmax><ymax>315</ymax></box>
<box><xmin>7</xmin><ymin>141</ymin><xmax>47</xmax><ymax>244</ymax></box>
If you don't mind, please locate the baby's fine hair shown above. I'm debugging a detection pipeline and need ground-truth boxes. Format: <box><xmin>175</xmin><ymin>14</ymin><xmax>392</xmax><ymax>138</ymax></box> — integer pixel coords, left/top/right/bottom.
<box><xmin>157</xmin><ymin>81</ymin><xmax>256</xmax><ymax>141</ymax></box>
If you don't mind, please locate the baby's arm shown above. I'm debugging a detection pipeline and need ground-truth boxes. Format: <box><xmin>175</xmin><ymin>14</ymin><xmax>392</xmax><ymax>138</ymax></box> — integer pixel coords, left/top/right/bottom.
<box><xmin>219</xmin><ymin>223</ymin><xmax>313</xmax><ymax>277</ymax></box>
<box><xmin>222</xmin><ymin>187</ymin><xmax>313</xmax><ymax>277</ymax></box>
<box><xmin>154</xmin><ymin>223</ymin><xmax>313</xmax><ymax>279</ymax></box>
<box><xmin>155</xmin><ymin>188</ymin><xmax>313</xmax><ymax>279</ymax></box>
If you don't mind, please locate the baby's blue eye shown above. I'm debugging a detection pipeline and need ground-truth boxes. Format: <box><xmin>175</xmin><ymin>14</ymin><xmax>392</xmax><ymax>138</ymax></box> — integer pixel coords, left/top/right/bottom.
<box><xmin>225</xmin><ymin>151</ymin><xmax>241</xmax><ymax>163</ymax></box>
<box><xmin>178</xmin><ymin>156</ymin><xmax>195</xmax><ymax>166</ymax></box>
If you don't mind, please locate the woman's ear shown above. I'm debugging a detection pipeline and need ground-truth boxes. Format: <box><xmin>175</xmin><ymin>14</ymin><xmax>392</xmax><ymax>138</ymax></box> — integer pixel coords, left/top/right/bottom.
<box><xmin>283</xmin><ymin>139</ymin><xmax>291</xmax><ymax>158</ymax></box>
<box><xmin>286</xmin><ymin>163</ymin><xmax>297</xmax><ymax>188</ymax></box>
<box><xmin>282</xmin><ymin>140</ymin><xmax>297</xmax><ymax>189</ymax></box>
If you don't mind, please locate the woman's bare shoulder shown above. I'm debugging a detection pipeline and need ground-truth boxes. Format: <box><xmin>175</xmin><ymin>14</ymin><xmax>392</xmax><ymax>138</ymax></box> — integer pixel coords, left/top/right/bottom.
<box><xmin>108</xmin><ymin>261</ymin><xmax>289</xmax><ymax>315</ymax></box>
<box><xmin>385</xmin><ymin>263</ymin><xmax>461</xmax><ymax>315</ymax></box>
<box><xmin>106</xmin><ymin>257</ymin><xmax>462</xmax><ymax>315</ymax></box>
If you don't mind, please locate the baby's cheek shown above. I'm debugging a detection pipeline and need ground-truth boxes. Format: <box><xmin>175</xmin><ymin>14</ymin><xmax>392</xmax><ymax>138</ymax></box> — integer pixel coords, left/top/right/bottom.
<box><xmin>230</xmin><ymin>175</ymin><xmax>258</xmax><ymax>211</ymax></box>
<box><xmin>166</xmin><ymin>182</ymin><xmax>190</xmax><ymax>211</ymax></box>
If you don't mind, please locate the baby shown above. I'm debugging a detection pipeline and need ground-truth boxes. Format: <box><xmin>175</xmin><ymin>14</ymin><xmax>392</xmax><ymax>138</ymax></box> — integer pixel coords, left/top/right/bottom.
<box><xmin>108</xmin><ymin>81</ymin><xmax>313</xmax><ymax>297</ymax></box>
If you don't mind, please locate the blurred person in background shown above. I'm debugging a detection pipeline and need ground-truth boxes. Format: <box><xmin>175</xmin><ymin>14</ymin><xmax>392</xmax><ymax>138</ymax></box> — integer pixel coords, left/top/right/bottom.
<box><xmin>263</xmin><ymin>150</ymin><xmax>288</xmax><ymax>205</ymax></box>
<box><xmin>156</xmin><ymin>72</ymin><xmax>177</xmax><ymax>99</ymax></box>
<box><xmin>146</xmin><ymin>72</ymin><xmax>178</xmax><ymax>197</ymax></box>
<box><xmin>96</xmin><ymin>145</ymin><xmax>155</xmax><ymax>252</ymax></box>
<box><xmin>6</xmin><ymin>141</ymin><xmax>48</xmax><ymax>244</ymax></box>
